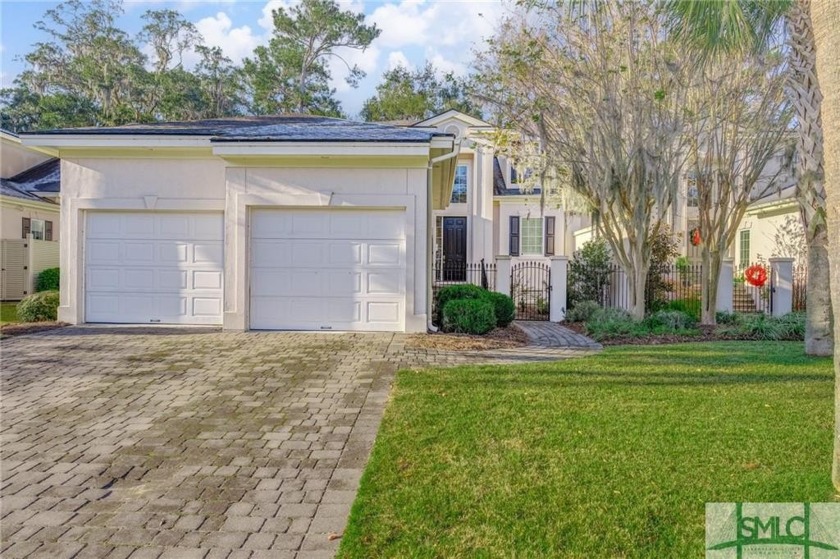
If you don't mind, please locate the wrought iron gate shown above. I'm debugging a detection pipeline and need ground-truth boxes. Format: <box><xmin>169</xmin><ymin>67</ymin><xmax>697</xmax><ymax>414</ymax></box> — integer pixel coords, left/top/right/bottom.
<box><xmin>511</xmin><ymin>261</ymin><xmax>551</xmax><ymax>321</ymax></box>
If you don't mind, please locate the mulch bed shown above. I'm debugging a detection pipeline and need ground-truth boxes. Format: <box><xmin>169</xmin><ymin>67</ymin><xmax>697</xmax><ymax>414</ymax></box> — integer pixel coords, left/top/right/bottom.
<box><xmin>0</xmin><ymin>322</ymin><xmax>66</xmax><ymax>339</ymax></box>
<box><xmin>406</xmin><ymin>324</ymin><xmax>530</xmax><ymax>351</ymax></box>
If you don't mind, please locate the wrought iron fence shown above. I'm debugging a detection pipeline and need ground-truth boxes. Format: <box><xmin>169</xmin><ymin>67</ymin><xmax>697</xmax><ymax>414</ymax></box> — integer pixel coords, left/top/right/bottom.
<box><xmin>511</xmin><ymin>261</ymin><xmax>551</xmax><ymax>321</ymax></box>
<box><xmin>792</xmin><ymin>266</ymin><xmax>807</xmax><ymax>312</ymax></box>
<box><xmin>596</xmin><ymin>263</ymin><xmax>704</xmax><ymax>312</ymax></box>
<box><xmin>431</xmin><ymin>260</ymin><xmax>496</xmax><ymax>323</ymax></box>
<box><xmin>735</xmin><ymin>263</ymin><xmax>774</xmax><ymax>315</ymax></box>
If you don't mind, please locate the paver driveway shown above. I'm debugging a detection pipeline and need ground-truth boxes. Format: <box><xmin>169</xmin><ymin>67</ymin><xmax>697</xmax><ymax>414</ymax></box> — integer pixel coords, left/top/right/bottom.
<box><xmin>1</xmin><ymin>325</ymin><xmax>598</xmax><ymax>559</ymax></box>
<box><xmin>1</xmin><ymin>327</ymin><xmax>454</xmax><ymax>559</ymax></box>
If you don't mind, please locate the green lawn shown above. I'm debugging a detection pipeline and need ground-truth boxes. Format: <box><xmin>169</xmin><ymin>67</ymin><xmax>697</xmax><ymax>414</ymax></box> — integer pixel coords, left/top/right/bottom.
<box><xmin>338</xmin><ymin>342</ymin><xmax>835</xmax><ymax>559</ymax></box>
<box><xmin>0</xmin><ymin>302</ymin><xmax>18</xmax><ymax>324</ymax></box>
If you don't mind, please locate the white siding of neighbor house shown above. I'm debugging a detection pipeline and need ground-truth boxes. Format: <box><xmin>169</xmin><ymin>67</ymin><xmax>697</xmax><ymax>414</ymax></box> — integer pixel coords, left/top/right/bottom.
<box><xmin>1</xmin><ymin>204</ymin><xmax>60</xmax><ymax>242</ymax></box>
<box><xmin>736</xmin><ymin>206</ymin><xmax>803</xmax><ymax>269</ymax></box>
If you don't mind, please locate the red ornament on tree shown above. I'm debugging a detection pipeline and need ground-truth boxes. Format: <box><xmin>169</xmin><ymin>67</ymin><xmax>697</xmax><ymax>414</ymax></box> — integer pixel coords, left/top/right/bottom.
<box><xmin>744</xmin><ymin>264</ymin><xmax>768</xmax><ymax>287</ymax></box>
<box><xmin>690</xmin><ymin>227</ymin><xmax>702</xmax><ymax>246</ymax></box>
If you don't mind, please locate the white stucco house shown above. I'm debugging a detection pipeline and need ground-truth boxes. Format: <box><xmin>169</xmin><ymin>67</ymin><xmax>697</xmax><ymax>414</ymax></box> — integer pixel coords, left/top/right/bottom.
<box><xmin>1</xmin><ymin>129</ymin><xmax>61</xmax><ymax>300</ymax></box>
<box><xmin>410</xmin><ymin>110</ymin><xmax>588</xmax><ymax>277</ymax></box>
<box><xmin>21</xmin><ymin>115</ymin><xmax>460</xmax><ymax>332</ymax></box>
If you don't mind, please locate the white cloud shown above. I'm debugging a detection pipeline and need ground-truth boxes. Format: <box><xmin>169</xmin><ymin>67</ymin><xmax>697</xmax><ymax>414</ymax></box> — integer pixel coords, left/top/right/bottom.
<box><xmin>328</xmin><ymin>45</ymin><xmax>380</xmax><ymax>93</ymax></box>
<box><xmin>387</xmin><ymin>50</ymin><xmax>412</xmax><ymax>71</ymax></box>
<box><xmin>195</xmin><ymin>11</ymin><xmax>263</xmax><ymax>63</ymax></box>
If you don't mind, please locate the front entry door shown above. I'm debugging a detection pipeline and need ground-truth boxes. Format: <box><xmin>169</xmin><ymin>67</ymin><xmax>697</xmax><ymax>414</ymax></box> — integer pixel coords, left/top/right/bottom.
<box><xmin>442</xmin><ymin>217</ymin><xmax>467</xmax><ymax>281</ymax></box>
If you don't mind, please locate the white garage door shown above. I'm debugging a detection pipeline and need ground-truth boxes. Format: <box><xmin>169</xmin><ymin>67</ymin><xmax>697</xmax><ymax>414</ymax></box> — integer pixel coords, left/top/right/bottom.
<box><xmin>250</xmin><ymin>208</ymin><xmax>406</xmax><ymax>331</ymax></box>
<box><xmin>85</xmin><ymin>212</ymin><xmax>224</xmax><ymax>324</ymax></box>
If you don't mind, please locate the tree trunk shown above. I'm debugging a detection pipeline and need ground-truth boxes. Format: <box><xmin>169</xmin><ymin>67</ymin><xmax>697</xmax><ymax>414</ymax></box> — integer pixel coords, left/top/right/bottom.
<box><xmin>701</xmin><ymin>250</ymin><xmax>722</xmax><ymax>326</ymax></box>
<box><xmin>787</xmin><ymin>0</ymin><xmax>834</xmax><ymax>356</ymax></box>
<box><xmin>809</xmin><ymin>0</ymin><xmax>840</xmax><ymax>492</ymax></box>
<box><xmin>806</xmin><ymin>228</ymin><xmax>834</xmax><ymax>355</ymax></box>
<box><xmin>625</xmin><ymin>263</ymin><xmax>647</xmax><ymax>320</ymax></box>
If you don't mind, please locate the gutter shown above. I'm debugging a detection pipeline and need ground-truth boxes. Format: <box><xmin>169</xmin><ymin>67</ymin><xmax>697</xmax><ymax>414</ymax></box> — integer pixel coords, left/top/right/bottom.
<box><xmin>426</xmin><ymin>140</ymin><xmax>461</xmax><ymax>332</ymax></box>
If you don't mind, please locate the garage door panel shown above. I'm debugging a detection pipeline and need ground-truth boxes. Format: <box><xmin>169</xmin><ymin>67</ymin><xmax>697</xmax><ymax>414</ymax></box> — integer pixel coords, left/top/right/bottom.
<box><xmin>192</xmin><ymin>297</ymin><xmax>221</xmax><ymax>317</ymax></box>
<box><xmin>86</xmin><ymin>212</ymin><xmax>223</xmax><ymax>325</ymax></box>
<box><xmin>367</xmin><ymin>271</ymin><xmax>402</xmax><ymax>295</ymax></box>
<box><xmin>251</xmin><ymin>240</ymin><xmax>292</xmax><ymax>265</ymax></box>
<box><xmin>250</xmin><ymin>208</ymin><xmax>405</xmax><ymax>331</ymax></box>
<box><xmin>291</xmin><ymin>243</ymin><xmax>326</xmax><ymax>267</ymax></box>
<box><xmin>158</xmin><ymin>215</ymin><xmax>190</xmax><ymax>237</ymax></box>
<box><xmin>368</xmin><ymin>244</ymin><xmax>402</xmax><ymax>266</ymax></box>
<box><xmin>328</xmin><ymin>243</ymin><xmax>363</xmax><ymax>266</ymax></box>
<box><xmin>124</xmin><ymin>269</ymin><xmax>157</xmax><ymax>289</ymax></box>
<box><xmin>193</xmin><ymin>270</ymin><xmax>223</xmax><ymax>290</ymax></box>
<box><xmin>192</xmin><ymin>215</ymin><xmax>224</xmax><ymax>240</ymax></box>
<box><xmin>124</xmin><ymin>242</ymin><xmax>155</xmax><ymax>262</ymax></box>
<box><xmin>328</xmin><ymin>271</ymin><xmax>362</xmax><ymax>295</ymax></box>
<box><xmin>87</xmin><ymin>241</ymin><xmax>121</xmax><ymax>264</ymax></box>
<box><xmin>194</xmin><ymin>243</ymin><xmax>223</xmax><ymax>264</ymax></box>
<box><xmin>368</xmin><ymin>301</ymin><xmax>401</xmax><ymax>323</ymax></box>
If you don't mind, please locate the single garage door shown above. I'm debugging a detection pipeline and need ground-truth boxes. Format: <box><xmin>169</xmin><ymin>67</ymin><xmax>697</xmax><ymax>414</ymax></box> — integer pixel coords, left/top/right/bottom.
<box><xmin>250</xmin><ymin>208</ymin><xmax>406</xmax><ymax>331</ymax></box>
<box><xmin>85</xmin><ymin>212</ymin><xmax>224</xmax><ymax>324</ymax></box>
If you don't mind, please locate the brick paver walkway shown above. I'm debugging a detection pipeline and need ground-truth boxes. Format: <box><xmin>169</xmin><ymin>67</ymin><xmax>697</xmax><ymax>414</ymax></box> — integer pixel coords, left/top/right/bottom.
<box><xmin>1</xmin><ymin>324</ymin><xmax>598</xmax><ymax>559</ymax></box>
<box><xmin>515</xmin><ymin>321</ymin><xmax>602</xmax><ymax>350</ymax></box>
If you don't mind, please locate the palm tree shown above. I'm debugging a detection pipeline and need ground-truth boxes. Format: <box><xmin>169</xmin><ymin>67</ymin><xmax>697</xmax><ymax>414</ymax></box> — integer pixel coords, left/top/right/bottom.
<box><xmin>809</xmin><ymin>0</ymin><xmax>840</xmax><ymax>491</ymax></box>
<box><xmin>669</xmin><ymin>0</ymin><xmax>833</xmax><ymax>357</ymax></box>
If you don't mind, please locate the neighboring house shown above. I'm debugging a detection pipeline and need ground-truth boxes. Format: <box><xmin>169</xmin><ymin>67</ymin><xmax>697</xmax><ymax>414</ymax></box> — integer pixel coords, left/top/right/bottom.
<box><xmin>572</xmin><ymin>146</ymin><xmax>803</xmax><ymax>271</ymax></box>
<box><xmin>1</xmin><ymin>130</ymin><xmax>61</xmax><ymax>300</ymax></box>
<box><xmin>411</xmin><ymin>110</ymin><xmax>588</xmax><ymax>277</ymax></box>
<box><xmin>21</xmin><ymin>115</ymin><xmax>459</xmax><ymax>332</ymax></box>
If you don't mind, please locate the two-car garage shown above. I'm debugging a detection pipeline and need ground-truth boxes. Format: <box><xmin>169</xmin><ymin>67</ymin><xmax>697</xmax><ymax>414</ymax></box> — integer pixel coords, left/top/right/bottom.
<box><xmin>83</xmin><ymin>208</ymin><xmax>407</xmax><ymax>331</ymax></box>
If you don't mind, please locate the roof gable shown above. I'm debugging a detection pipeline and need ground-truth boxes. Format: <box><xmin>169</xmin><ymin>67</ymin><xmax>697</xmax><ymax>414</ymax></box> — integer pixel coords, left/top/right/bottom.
<box><xmin>412</xmin><ymin>110</ymin><xmax>493</xmax><ymax>129</ymax></box>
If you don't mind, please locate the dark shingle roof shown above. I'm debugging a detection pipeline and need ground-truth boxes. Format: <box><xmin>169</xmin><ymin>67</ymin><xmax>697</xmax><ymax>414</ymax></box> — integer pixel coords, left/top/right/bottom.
<box><xmin>0</xmin><ymin>179</ymin><xmax>57</xmax><ymax>204</ymax></box>
<box><xmin>492</xmin><ymin>156</ymin><xmax>542</xmax><ymax>197</ymax></box>
<box><xmin>8</xmin><ymin>159</ymin><xmax>60</xmax><ymax>193</ymax></box>
<box><xmin>26</xmin><ymin>115</ymin><xmax>450</xmax><ymax>143</ymax></box>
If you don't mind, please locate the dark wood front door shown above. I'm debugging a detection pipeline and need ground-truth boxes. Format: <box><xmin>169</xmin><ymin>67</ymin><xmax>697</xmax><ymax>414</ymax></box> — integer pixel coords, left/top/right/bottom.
<box><xmin>442</xmin><ymin>217</ymin><xmax>467</xmax><ymax>281</ymax></box>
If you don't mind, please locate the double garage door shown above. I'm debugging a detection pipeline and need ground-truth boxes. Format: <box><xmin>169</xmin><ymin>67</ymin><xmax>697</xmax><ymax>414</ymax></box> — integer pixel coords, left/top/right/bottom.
<box><xmin>84</xmin><ymin>209</ymin><xmax>406</xmax><ymax>331</ymax></box>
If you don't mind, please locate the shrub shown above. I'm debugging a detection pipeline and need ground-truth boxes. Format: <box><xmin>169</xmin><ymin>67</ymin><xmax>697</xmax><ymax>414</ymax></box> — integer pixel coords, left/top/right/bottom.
<box><xmin>775</xmin><ymin>312</ymin><xmax>806</xmax><ymax>339</ymax></box>
<box><xmin>645</xmin><ymin>226</ymin><xmax>681</xmax><ymax>312</ymax></box>
<box><xmin>585</xmin><ymin>308</ymin><xmax>643</xmax><ymax>339</ymax></box>
<box><xmin>644</xmin><ymin>310</ymin><xmax>696</xmax><ymax>331</ymax></box>
<box><xmin>717</xmin><ymin>313</ymin><xmax>804</xmax><ymax>341</ymax></box>
<box><xmin>486</xmin><ymin>291</ymin><xmax>515</xmax><ymax>327</ymax></box>
<box><xmin>716</xmin><ymin>311</ymin><xmax>738</xmax><ymax>325</ymax></box>
<box><xmin>442</xmin><ymin>298</ymin><xmax>497</xmax><ymax>335</ymax></box>
<box><xmin>568</xmin><ymin>239</ymin><xmax>612</xmax><ymax>309</ymax></box>
<box><xmin>665</xmin><ymin>298</ymin><xmax>701</xmax><ymax>321</ymax></box>
<box><xmin>565</xmin><ymin>300</ymin><xmax>600</xmax><ymax>323</ymax></box>
<box><xmin>35</xmin><ymin>267</ymin><xmax>60</xmax><ymax>292</ymax></box>
<box><xmin>17</xmin><ymin>290</ymin><xmax>60</xmax><ymax>322</ymax></box>
<box><xmin>435</xmin><ymin>284</ymin><xmax>489</xmax><ymax>325</ymax></box>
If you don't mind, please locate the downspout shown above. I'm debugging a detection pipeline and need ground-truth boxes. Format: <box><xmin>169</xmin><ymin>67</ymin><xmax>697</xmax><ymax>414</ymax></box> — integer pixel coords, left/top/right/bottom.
<box><xmin>426</xmin><ymin>140</ymin><xmax>461</xmax><ymax>331</ymax></box>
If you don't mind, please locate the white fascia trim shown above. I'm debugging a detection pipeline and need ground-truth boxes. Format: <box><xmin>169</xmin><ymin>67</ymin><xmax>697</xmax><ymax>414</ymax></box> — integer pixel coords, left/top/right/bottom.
<box><xmin>0</xmin><ymin>195</ymin><xmax>60</xmax><ymax>212</ymax></box>
<box><xmin>20</xmin><ymin>135</ymin><xmax>212</xmax><ymax>148</ymax></box>
<box><xmin>212</xmin><ymin>142</ymin><xmax>435</xmax><ymax>157</ymax></box>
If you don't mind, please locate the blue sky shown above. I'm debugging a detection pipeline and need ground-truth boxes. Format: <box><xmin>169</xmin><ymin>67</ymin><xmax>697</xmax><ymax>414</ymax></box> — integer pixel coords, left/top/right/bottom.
<box><xmin>0</xmin><ymin>0</ymin><xmax>509</xmax><ymax>118</ymax></box>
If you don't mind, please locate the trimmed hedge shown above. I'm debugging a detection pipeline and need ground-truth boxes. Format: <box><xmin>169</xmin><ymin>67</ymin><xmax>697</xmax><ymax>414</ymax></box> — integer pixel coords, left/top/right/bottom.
<box><xmin>35</xmin><ymin>267</ymin><xmax>60</xmax><ymax>292</ymax></box>
<box><xmin>486</xmin><ymin>291</ymin><xmax>515</xmax><ymax>327</ymax></box>
<box><xmin>17</xmin><ymin>290</ymin><xmax>60</xmax><ymax>322</ymax></box>
<box><xmin>442</xmin><ymin>298</ymin><xmax>497</xmax><ymax>335</ymax></box>
<box><xmin>435</xmin><ymin>284</ymin><xmax>489</xmax><ymax>326</ymax></box>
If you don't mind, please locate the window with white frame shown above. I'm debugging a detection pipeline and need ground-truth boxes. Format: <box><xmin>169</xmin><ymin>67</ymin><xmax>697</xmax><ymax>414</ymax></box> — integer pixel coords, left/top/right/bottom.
<box><xmin>31</xmin><ymin>219</ymin><xmax>46</xmax><ymax>240</ymax></box>
<box><xmin>521</xmin><ymin>218</ymin><xmax>542</xmax><ymax>255</ymax></box>
<box><xmin>686</xmin><ymin>177</ymin><xmax>699</xmax><ymax>208</ymax></box>
<box><xmin>739</xmin><ymin>230</ymin><xmax>751</xmax><ymax>269</ymax></box>
<box><xmin>450</xmin><ymin>165</ymin><xmax>468</xmax><ymax>204</ymax></box>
